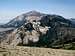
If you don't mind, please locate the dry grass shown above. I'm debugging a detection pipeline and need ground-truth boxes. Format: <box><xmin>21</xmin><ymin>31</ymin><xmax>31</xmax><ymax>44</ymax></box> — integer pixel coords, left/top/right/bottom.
<box><xmin>0</xmin><ymin>45</ymin><xmax>75</xmax><ymax>56</ymax></box>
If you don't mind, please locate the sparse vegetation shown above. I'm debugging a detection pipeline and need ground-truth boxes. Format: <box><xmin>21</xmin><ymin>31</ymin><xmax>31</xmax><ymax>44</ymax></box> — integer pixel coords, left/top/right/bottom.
<box><xmin>0</xmin><ymin>11</ymin><xmax>75</xmax><ymax>50</ymax></box>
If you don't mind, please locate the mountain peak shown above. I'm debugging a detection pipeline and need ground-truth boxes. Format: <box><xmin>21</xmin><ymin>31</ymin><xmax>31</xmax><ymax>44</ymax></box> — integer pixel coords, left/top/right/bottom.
<box><xmin>24</xmin><ymin>10</ymin><xmax>45</xmax><ymax>16</ymax></box>
<box><xmin>26</xmin><ymin>10</ymin><xmax>40</xmax><ymax>14</ymax></box>
<box><xmin>27</xmin><ymin>10</ymin><xmax>39</xmax><ymax>13</ymax></box>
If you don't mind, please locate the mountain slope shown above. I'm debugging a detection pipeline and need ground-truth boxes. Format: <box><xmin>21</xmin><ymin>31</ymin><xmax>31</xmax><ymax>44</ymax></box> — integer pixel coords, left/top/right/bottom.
<box><xmin>0</xmin><ymin>11</ymin><xmax>45</xmax><ymax>28</ymax></box>
<box><xmin>0</xmin><ymin>11</ymin><xmax>71</xmax><ymax>28</ymax></box>
<box><xmin>69</xmin><ymin>18</ymin><xmax>75</xmax><ymax>27</ymax></box>
<box><xmin>0</xmin><ymin>11</ymin><xmax>75</xmax><ymax>50</ymax></box>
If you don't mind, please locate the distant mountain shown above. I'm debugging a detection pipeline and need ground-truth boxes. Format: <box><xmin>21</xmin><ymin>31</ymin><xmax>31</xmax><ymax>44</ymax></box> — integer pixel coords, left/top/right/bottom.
<box><xmin>1</xmin><ymin>11</ymin><xmax>75</xmax><ymax>50</ymax></box>
<box><xmin>69</xmin><ymin>18</ymin><xmax>75</xmax><ymax>27</ymax></box>
<box><xmin>0</xmin><ymin>23</ymin><xmax>4</xmax><ymax>25</ymax></box>
<box><xmin>0</xmin><ymin>11</ymin><xmax>46</xmax><ymax>28</ymax></box>
<box><xmin>0</xmin><ymin>11</ymin><xmax>71</xmax><ymax>28</ymax></box>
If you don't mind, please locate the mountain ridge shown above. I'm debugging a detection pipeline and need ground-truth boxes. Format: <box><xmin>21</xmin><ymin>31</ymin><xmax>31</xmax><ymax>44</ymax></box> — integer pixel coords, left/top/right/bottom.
<box><xmin>0</xmin><ymin>11</ymin><xmax>72</xmax><ymax>28</ymax></box>
<box><xmin>0</xmin><ymin>11</ymin><xmax>75</xmax><ymax>50</ymax></box>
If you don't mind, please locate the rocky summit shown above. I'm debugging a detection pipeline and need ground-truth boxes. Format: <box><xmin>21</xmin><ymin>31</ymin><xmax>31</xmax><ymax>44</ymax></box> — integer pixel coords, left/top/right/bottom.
<box><xmin>0</xmin><ymin>11</ymin><xmax>75</xmax><ymax>50</ymax></box>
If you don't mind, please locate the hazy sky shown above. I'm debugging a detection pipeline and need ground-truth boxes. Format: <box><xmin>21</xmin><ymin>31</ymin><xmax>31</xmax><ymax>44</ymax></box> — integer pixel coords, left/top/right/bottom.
<box><xmin>0</xmin><ymin>0</ymin><xmax>75</xmax><ymax>23</ymax></box>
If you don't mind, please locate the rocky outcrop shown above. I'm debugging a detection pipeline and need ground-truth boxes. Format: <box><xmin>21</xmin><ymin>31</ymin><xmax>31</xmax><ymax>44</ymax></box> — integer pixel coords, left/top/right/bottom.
<box><xmin>2</xmin><ymin>22</ymin><xmax>50</xmax><ymax>46</ymax></box>
<box><xmin>0</xmin><ymin>11</ymin><xmax>75</xmax><ymax>49</ymax></box>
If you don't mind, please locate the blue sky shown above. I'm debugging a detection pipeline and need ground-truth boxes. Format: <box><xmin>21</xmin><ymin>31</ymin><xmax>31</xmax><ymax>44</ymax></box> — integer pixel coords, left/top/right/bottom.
<box><xmin>0</xmin><ymin>0</ymin><xmax>75</xmax><ymax>23</ymax></box>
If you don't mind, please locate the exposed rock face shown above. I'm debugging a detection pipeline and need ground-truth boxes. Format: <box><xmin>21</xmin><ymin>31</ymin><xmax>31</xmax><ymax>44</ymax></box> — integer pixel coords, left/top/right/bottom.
<box><xmin>0</xmin><ymin>11</ymin><xmax>75</xmax><ymax>49</ymax></box>
<box><xmin>3</xmin><ymin>22</ymin><xmax>50</xmax><ymax>46</ymax></box>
